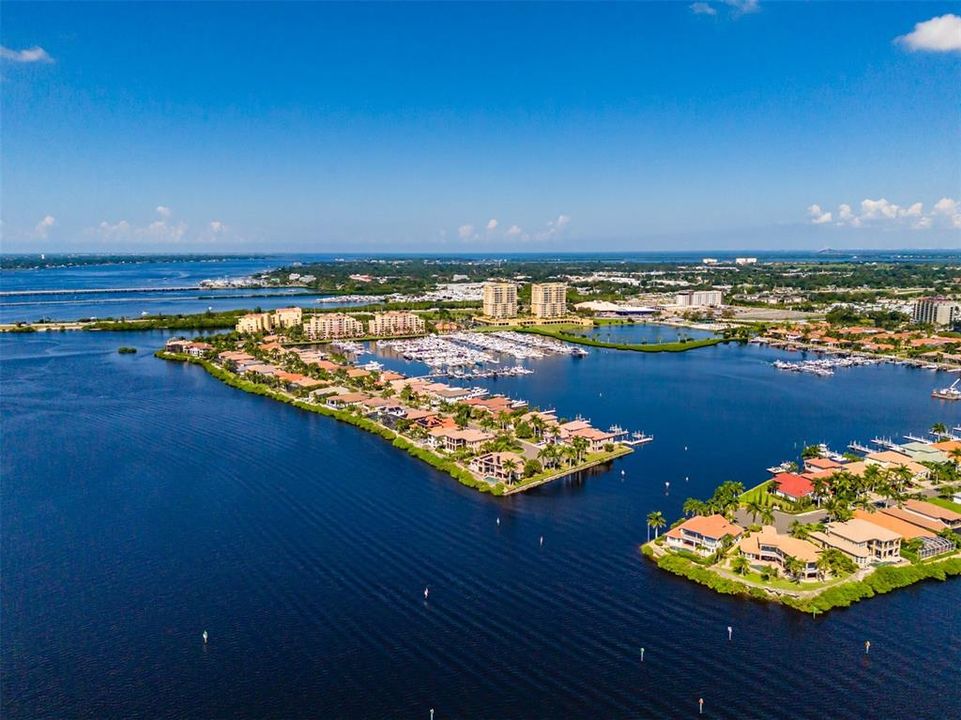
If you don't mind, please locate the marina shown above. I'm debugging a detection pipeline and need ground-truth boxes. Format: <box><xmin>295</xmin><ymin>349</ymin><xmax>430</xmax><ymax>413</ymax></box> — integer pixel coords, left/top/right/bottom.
<box><xmin>772</xmin><ymin>355</ymin><xmax>880</xmax><ymax>376</ymax></box>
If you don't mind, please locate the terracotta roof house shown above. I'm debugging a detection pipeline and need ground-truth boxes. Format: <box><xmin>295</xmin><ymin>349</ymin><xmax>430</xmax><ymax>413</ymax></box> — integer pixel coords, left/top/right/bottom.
<box><xmin>665</xmin><ymin>514</ymin><xmax>743</xmax><ymax>557</ymax></box>
<box><xmin>325</xmin><ymin>392</ymin><xmax>370</xmax><ymax>409</ymax></box>
<box><xmin>902</xmin><ymin>499</ymin><xmax>961</xmax><ymax>530</ymax></box>
<box><xmin>770</xmin><ymin>472</ymin><xmax>815</xmax><ymax>503</ymax></box>
<box><xmin>738</xmin><ymin>526</ymin><xmax>821</xmax><ymax>580</ymax></box>
<box><xmin>853</xmin><ymin>509</ymin><xmax>934</xmax><ymax>540</ymax></box>
<box><xmin>804</xmin><ymin>457</ymin><xmax>842</xmax><ymax>472</ymax></box>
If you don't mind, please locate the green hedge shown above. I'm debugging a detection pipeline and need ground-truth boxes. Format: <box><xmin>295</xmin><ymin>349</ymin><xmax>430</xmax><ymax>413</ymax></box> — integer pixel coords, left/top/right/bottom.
<box><xmin>649</xmin><ymin>551</ymin><xmax>768</xmax><ymax>600</ymax></box>
<box><xmin>784</xmin><ymin>557</ymin><xmax>961</xmax><ymax>613</ymax></box>
<box><xmin>156</xmin><ymin>352</ymin><xmax>499</xmax><ymax>494</ymax></box>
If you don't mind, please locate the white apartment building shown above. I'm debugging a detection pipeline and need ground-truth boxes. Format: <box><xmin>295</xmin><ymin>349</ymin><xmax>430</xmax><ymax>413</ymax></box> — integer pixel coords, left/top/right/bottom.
<box><xmin>482</xmin><ymin>281</ymin><xmax>518</xmax><ymax>318</ymax></box>
<box><xmin>675</xmin><ymin>290</ymin><xmax>724</xmax><ymax>307</ymax></box>
<box><xmin>530</xmin><ymin>282</ymin><xmax>567</xmax><ymax>319</ymax></box>
<box><xmin>306</xmin><ymin>313</ymin><xmax>366</xmax><ymax>340</ymax></box>
<box><xmin>912</xmin><ymin>297</ymin><xmax>961</xmax><ymax>328</ymax></box>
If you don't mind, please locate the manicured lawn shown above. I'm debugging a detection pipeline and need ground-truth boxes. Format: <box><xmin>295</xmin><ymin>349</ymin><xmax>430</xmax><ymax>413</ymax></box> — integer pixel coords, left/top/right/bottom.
<box><xmin>740</xmin><ymin>480</ymin><xmax>771</xmax><ymax>504</ymax></box>
<box><xmin>928</xmin><ymin>496</ymin><xmax>961</xmax><ymax>514</ymax></box>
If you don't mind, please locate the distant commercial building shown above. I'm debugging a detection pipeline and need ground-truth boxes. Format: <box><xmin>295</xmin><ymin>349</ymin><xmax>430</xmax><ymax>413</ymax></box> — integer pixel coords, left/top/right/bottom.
<box><xmin>367</xmin><ymin>311</ymin><xmax>425</xmax><ymax>336</ymax></box>
<box><xmin>530</xmin><ymin>282</ymin><xmax>567</xmax><ymax>319</ymax></box>
<box><xmin>675</xmin><ymin>290</ymin><xmax>724</xmax><ymax>307</ymax></box>
<box><xmin>306</xmin><ymin>313</ymin><xmax>365</xmax><ymax>340</ymax></box>
<box><xmin>702</xmin><ymin>258</ymin><xmax>718</xmax><ymax>265</ymax></box>
<box><xmin>273</xmin><ymin>306</ymin><xmax>303</xmax><ymax>329</ymax></box>
<box><xmin>482</xmin><ymin>281</ymin><xmax>518</xmax><ymax>318</ymax></box>
<box><xmin>735</xmin><ymin>257</ymin><xmax>758</xmax><ymax>265</ymax></box>
<box><xmin>912</xmin><ymin>297</ymin><xmax>961</xmax><ymax>328</ymax></box>
<box><xmin>236</xmin><ymin>312</ymin><xmax>275</xmax><ymax>334</ymax></box>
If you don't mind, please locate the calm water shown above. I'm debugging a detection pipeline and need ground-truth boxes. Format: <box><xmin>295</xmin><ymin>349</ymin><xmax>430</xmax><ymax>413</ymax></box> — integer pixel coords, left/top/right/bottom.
<box><xmin>2</xmin><ymin>331</ymin><xmax>960</xmax><ymax>718</ymax></box>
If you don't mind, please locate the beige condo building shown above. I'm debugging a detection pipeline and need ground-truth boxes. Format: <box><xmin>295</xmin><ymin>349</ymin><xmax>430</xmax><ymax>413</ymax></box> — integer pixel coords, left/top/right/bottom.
<box><xmin>306</xmin><ymin>313</ymin><xmax>365</xmax><ymax>340</ymax></box>
<box><xmin>530</xmin><ymin>282</ymin><xmax>568</xmax><ymax>319</ymax></box>
<box><xmin>482</xmin><ymin>281</ymin><xmax>518</xmax><ymax>318</ymax></box>
<box><xmin>367</xmin><ymin>311</ymin><xmax>425</xmax><ymax>336</ymax></box>
<box><xmin>235</xmin><ymin>312</ymin><xmax>275</xmax><ymax>334</ymax></box>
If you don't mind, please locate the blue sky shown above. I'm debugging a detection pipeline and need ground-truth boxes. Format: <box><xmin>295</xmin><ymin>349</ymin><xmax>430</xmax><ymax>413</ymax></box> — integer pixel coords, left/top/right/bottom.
<box><xmin>2</xmin><ymin>1</ymin><xmax>959</xmax><ymax>252</ymax></box>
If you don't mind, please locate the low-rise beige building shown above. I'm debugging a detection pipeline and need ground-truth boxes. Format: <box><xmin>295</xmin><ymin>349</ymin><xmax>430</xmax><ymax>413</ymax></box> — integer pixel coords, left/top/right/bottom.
<box><xmin>236</xmin><ymin>312</ymin><xmax>275</xmax><ymax>334</ymax></box>
<box><xmin>273</xmin><ymin>306</ymin><xmax>303</xmax><ymax>328</ymax></box>
<box><xmin>306</xmin><ymin>313</ymin><xmax>365</xmax><ymax>340</ymax></box>
<box><xmin>367</xmin><ymin>311</ymin><xmax>425</xmax><ymax>336</ymax></box>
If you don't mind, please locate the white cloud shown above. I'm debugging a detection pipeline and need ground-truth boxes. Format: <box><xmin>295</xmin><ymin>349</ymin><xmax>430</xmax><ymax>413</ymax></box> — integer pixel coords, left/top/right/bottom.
<box><xmin>807</xmin><ymin>204</ymin><xmax>832</xmax><ymax>224</ymax></box>
<box><xmin>89</xmin><ymin>207</ymin><xmax>189</xmax><ymax>243</ymax></box>
<box><xmin>0</xmin><ymin>45</ymin><xmax>54</xmax><ymax>63</ymax></box>
<box><xmin>457</xmin><ymin>224</ymin><xmax>474</xmax><ymax>240</ymax></box>
<box><xmin>506</xmin><ymin>224</ymin><xmax>522</xmax><ymax>237</ymax></box>
<box><xmin>896</xmin><ymin>14</ymin><xmax>961</xmax><ymax>53</ymax></box>
<box><xmin>486</xmin><ymin>218</ymin><xmax>498</xmax><ymax>231</ymax></box>
<box><xmin>555</xmin><ymin>214</ymin><xmax>571</xmax><ymax>229</ymax></box>
<box><xmin>33</xmin><ymin>215</ymin><xmax>56</xmax><ymax>239</ymax></box>
<box><xmin>689</xmin><ymin>3</ymin><xmax>717</xmax><ymax>16</ymax></box>
<box><xmin>209</xmin><ymin>220</ymin><xmax>226</xmax><ymax>234</ymax></box>
<box><xmin>808</xmin><ymin>197</ymin><xmax>961</xmax><ymax>230</ymax></box>
<box><xmin>723</xmin><ymin>0</ymin><xmax>760</xmax><ymax>15</ymax></box>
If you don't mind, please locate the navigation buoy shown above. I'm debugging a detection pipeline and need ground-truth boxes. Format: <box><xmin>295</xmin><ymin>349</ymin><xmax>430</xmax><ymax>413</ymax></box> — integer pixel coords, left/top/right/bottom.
<box><xmin>727</xmin><ymin>625</ymin><xmax>732</xmax><ymax>641</ymax></box>
<box><xmin>621</xmin><ymin>470</ymin><xmax>626</xmax><ymax>476</ymax></box>
<box><xmin>424</xmin><ymin>586</ymin><xmax>429</xmax><ymax>600</ymax></box>
<box><xmin>699</xmin><ymin>697</ymin><xmax>704</xmax><ymax>714</ymax></box>
<box><xmin>864</xmin><ymin>640</ymin><xmax>870</xmax><ymax>655</ymax></box>
<box><xmin>539</xmin><ymin>536</ymin><xmax>544</xmax><ymax>547</ymax></box>
<box><xmin>684</xmin><ymin>445</ymin><xmax>688</xmax><ymax>451</ymax></box>
<box><xmin>202</xmin><ymin>630</ymin><xmax>208</xmax><ymax>645</ymax></box>
<box><xmin>496</xmin><ymin>518</ymin><xmax>500</xmax><ymax>527</ymax></box>
<box><xmin>640</xmin><ymin>647</ymin><xmax>645</xmax><ymax>662</ymax></box>
<box><xmin>430</xmin><ymin>709</ymin><xmax>434</xmax><ymax>720</ymax></box>
<box><xmin>685</xmin><ymin>476</ymin><xmax>689</xmax><ymax>482</ymax></box>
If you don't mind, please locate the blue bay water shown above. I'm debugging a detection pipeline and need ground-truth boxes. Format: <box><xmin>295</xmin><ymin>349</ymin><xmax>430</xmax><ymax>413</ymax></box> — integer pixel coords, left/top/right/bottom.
<box><xmin>2</xmin><ymin>329</ymin><xmax>960</xmax><ymax>718</ymax></box>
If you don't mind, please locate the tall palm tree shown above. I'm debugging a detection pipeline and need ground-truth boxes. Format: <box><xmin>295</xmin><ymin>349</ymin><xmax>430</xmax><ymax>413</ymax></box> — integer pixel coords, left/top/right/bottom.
<box><xmin>501</xmin><ymin>458</ymin><xmax>519</xmax><ymax>484</ymax></box>
<box><xmin>646</xmin><ymin>511</ymin><xmax>666</xmax><ymax>541</ymax></box>
<box><xmin>571</xmin><ymin>436</ymin><xmax>590</xmax><ymax>464</ymax></box>
<box><xmin>759</xmin><ymin>505</ymin><xmax>775</xmax><ymax>526</ymax></box>
<box><xmin>731</xmin><ymin>555</ymin><xmax>750</xmax><ymax>576</ymax></box>
<box><xmin>931</xmin><ymin>422</ymin><xmax>948</xmax><ymax>439</ymax></box>
<box><xmin>745</xmin><ymin>499</ymin><xmax>764</xmax><ymax>523</ymax></box>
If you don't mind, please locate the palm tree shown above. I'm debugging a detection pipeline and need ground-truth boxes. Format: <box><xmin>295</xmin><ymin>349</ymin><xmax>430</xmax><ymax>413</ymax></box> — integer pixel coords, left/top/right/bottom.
<box><xmin>789</xmin><ymin>520</ymin><xmax>811</xmax><ymax>540</ymax></box>
<box><xmin>759</xmin><ymin>505</ymin><xmax>775</xmax><ymax>526</ymax></box>
<box><xmin>815</xmin><ymin>553</ymin><xmax>832</xmax><ymax>581</ymax></box>
<box><xmin>745</xmin><ymin>499</ymin><xmax>764</xmax><ymax>524</ymax></box>
<box><xmin>931</xmin><ymin>422</ymin><xmax>948</xmax><ymax>439</ymax></box>
<box><xmin>571</xmin><ymin>436</ymin><xmax>590</xmax><ymax>464</ymax></box>
<box><xmin>783</xmin><ymin>555</ymin><xmax>804</xmax><ymax>583</ymax></box>
<box><xmin>501</xmin><ymin>458</ymin><xmax>519</xmax><ymax>484</ymax></box>
<box><xmin>529</xmin><ymin>415</ymin><xmax>547</xmax><ymax>440</ymax></box>
<box><xmin>731</xmin><ymin>555</ymin><xmax>750</xmax><ymax>576</ymax></box>
<box><xmin>646</xmin><ymin>511</ymin><xmax>666</xmax><ymax>541</ymax></box>
<box><xmin>682</xmin><ymin>498</ymin><xmax>706</xmax><ymax>517</ymax></box>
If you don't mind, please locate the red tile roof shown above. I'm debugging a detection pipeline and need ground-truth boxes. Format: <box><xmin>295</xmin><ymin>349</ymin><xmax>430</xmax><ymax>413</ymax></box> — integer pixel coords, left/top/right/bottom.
<box><xmin>772</xmin><ymin>472</ymin><xmax>815</xmax><ymax>499</ymax></box>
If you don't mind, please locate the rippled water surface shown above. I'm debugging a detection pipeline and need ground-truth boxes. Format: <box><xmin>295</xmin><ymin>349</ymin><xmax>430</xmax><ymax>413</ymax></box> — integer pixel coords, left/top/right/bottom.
<box><xmin>2</xmin><ymin>330</ymin><xmax>960</xmax><ymax>718</ymax></box>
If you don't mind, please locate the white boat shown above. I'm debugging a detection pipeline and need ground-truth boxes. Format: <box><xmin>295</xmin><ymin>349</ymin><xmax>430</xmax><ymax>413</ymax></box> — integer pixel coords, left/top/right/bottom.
<box><xmin>932</xmin><ymin>378</ymin><xmax>961</xmax><ymax>401</ymax></box>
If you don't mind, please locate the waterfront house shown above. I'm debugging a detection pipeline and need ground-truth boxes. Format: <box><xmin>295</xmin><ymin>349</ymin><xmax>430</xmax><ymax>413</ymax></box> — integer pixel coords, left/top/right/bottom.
<box><xmin>665</xmin><ymin>514</ymin><xmax>744</xmax><ymax>557</ymax></box>
<box><xmin>568</xmin><ymin>427</ymin><xmax>618</xmax><ymax>453</ymax></box>
<box><xmin>803</xmin><ymin>457</ymin><xmax>842</xmax><ymax>473</ymax></box>
<box><xmin>810</xmin><ymin>519</ymin><xmax>901</xmax><ymax>567</ymax></box>
<box><xmin>326</xmin><ymin>392</ymin><xmax>370</xmax><ymax>409</ymax></box>
<box><xmin>165</xmin><ymin>338</ymin><xmax>211</xmax><ymax>357</ymax></box>
<box><xmin>853</xmin><ymin>509</ymin><xmax>933</xmax><ymax>540</ymax></box>
<box><xmin>738</xmin><ymin>526</ymin><xmax>820</xmax><ymax>580</ymax></box>
<box><xmin>880</xmin><ymin>505</ymin><xmax>946</xmax><ymax>534</ymax></box>
<box><xmin>898</xmin><ymin>442</ymin><xmax>950</xmax><ymax>465</ymax></box>
<box><xmin>865</xmin><ymin>450</ymin><xmax>929</xmax><ymax>479</ymax></box>
<box><xmin>464</xmin><ymin>395</ymin><xmax>515</xmax><ymax>414</ymax></box>
<box><xmin>428</xmin><ymin>428</ymin><xmax>494</xmax><ymax>453</ymax></box>
<box><xmin>902</xmin><ymin>499</ymin><xmax>961</xmax><ymax>530</ymax></box>
<box><xmin>469</xmin><ymin>451</ymin><xmax>525</xmax><ymax>483</ymax></box>
<box><xmin>361</xmin><ymin>397</ymin><xmax>405</xmax><ymax>417</ymax></box>
<box><xmin>769</xmin><ymin>472</ymin><xmax>815</xmax><ymax>503</ymax></box>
